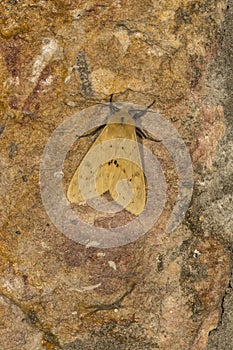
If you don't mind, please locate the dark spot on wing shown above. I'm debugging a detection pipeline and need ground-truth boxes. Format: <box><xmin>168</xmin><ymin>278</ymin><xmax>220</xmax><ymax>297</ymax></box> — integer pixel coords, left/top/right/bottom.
<box><xmin>107</xmin><ymin>159</ymin><xmax>120</xmax><ymax>167</ymax></box>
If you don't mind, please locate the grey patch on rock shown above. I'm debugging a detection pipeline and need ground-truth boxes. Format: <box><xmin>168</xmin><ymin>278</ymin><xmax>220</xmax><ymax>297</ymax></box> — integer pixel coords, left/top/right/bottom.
<box><xmin>74</xmin><ymin>50</ymin><xmax>93</xmax><ymax>97</ymax></box>
<box><xmin>203</xmin><ymin>2</ymin><xmax>233</xmax><ymax>349</ymax></box>
<box><xmin>63</xmin><ymin>338</ymin><xmax>83</xmax><ymax>350</ymax></box>
<box><xmin>187</xmin><ymin>1</ymin><xmax>233</xmax><ymax>236</ymax></box>
<box><xmin>43</xmin><ymin>331</ymin><xmax>61</xmax><ymax>347</ymax></box>
<box><xmin>207</xmin><ymin>272</ymin><xmax>233</xmax><ymax>350</ymax></box>
<box><xmin>0</xmin><ymin>125</ymin><xmax>5</xmax><ymax>135</ymax></box>
<box><xmin>7</xmin><ymin>141</ymin><xmax>18</xmax><ymax>158</ymax></box>
<box><xmin>26</xmin><ymin>310</ymin><xmax>40</xmax><ymax>325</ymax></box>
<box><xmin>63</xmin><ymin>323</ymin><xmax>159</xmax><ymax>350</ymax></box>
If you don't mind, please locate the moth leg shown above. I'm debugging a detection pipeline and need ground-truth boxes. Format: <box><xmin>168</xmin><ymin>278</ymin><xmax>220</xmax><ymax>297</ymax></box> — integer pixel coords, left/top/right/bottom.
<box><xmin>76</xmin><ymin>125</ymin><xmax>104</xmax><ymax>140</ymax></box>
<box><xmin>136</xmin><ymin>128</ymin><xmax>161</xmax><ymax>142</ymax></box>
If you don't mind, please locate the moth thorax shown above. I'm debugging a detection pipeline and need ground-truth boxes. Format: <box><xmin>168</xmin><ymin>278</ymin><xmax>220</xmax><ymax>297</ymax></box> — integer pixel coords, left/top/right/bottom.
<box><xmin>108</xmin><ymin>108</ymin><xmax>135</xmax><ymax>126</ymax></box>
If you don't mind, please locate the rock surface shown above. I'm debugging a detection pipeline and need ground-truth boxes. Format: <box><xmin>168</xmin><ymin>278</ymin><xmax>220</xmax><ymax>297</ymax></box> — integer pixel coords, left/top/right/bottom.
<box><xmin>0</xmin><ymin>1</ymin><xmax>232</xmax><ymax>349</ymax></box>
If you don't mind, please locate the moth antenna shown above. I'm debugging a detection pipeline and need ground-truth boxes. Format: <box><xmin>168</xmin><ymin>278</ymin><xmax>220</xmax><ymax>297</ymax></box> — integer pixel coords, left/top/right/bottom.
<box><xmin>109</xmin><ymin>94</ymin><xmax>120</xmax><ymax>114</ymax></box>
<box><xmin>146</xmin><ymin>100</ymin><xmax>156</xmax><ymax>109</ymax></box>
<box><xmin>131</xmin><ymin>100</ymin><xmax>156</xmax><ymax>120</ymax></box>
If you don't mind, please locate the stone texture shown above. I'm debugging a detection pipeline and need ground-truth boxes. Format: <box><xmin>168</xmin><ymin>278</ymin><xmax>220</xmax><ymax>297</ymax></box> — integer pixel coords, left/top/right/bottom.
<box><xmin>0</xmin><ymin>1</ymin><xmax>231</xmax><ymax>350</ymax></box>
<box><xmin>206</xmin><ymin>2</ymin><xmax>233</xmax><ymax>349</ymax></box>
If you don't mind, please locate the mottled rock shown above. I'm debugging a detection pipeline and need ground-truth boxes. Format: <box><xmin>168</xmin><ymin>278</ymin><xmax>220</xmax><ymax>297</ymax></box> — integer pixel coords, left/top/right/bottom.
<box><xmin>0</xmin><ymin>1</ymin><xmax>231</xmax><ymax>350</ymax></box>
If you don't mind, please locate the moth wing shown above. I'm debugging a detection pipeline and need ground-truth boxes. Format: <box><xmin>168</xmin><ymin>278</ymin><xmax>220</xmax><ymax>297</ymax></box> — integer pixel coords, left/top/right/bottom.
<box><xmin>95</xmin><ymin>127</ymin><xmax>146</xmax><ymax>215</ymax></box>
<box><xmin>67</xmin><ymin>121</ymin><xmax>146</xmax><ymax>215</ymax></box>
<box><xmin>110</xmin><ymin>159</ymin><xmax>146</xmax><ymax>216</ymax></box>
<box><xmin>67</xmin><ymin>124</ymin><xmax>114</xmax><ymax>203</ymax></box>
<box><xmin>67</xmin><ymin>167</ymin><xmax>83</xmax><ymax>202</ymax></box>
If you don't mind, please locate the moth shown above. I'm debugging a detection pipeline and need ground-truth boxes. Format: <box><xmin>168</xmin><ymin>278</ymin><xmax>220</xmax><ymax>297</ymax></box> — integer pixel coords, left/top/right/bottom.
<box><xmin>67</xmin><ymin>100</ymin><xmax>159</xmax><ymax>216</ymax></box>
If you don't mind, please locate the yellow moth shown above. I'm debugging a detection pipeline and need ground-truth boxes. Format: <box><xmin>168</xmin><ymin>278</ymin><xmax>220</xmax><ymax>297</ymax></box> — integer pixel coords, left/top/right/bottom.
<box><xmin>67</xmin><ymin>103</ymin><xmax>156</xmax><ymax>215</ymax></box>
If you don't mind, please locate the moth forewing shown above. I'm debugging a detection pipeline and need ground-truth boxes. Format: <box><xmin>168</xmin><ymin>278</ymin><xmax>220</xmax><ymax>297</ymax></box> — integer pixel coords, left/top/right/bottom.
<box><xmin>67</xmin><ymin>107</ymin><xmax>146</xmax><ymax>215</ymax></box>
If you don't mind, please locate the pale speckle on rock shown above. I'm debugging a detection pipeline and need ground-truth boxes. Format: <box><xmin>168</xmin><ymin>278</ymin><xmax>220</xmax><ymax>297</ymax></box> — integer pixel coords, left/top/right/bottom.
<box><xmin>108</xmin><ymin>260</ymin><xmax>117</xmax><ymax>270</ymax></box>
<box><xmin>114</xmin><ymin>28</ymin><xmax>130</xmax><ymax>52</ymax></box>
<box><xmin>69</xmin><ymin>282</ymin><xmax>102</xmax><ymax>292</ymax></box>
<box><xmin>66</xmin><ymin>101</ymin><xmax>76</xmax><ymax>107</ymax></box>
<box><xmin>97</xmin><ymin>252</ymin><xmax>106</xmax><ymax>257</ymax></box>
<box><xmin>53</xmin><ymin>170</ymin><xmax>64</xmax><ymax>179</ymax></box>
<box><xmin>85</xmin><ymin>241</ymin><xmax>100</xmax><ymax>248</ymax></box>
<box><xmin>30</xmin><ymin>38</ymin><xmax>58</xmax><ymax>83</ymax></box>
<box><xmin>65</xmin><ymin>75</ymin><xmax>71</xmax><ymax>84</ymax></box>
<box><xmin>193</xmin><ymin>249</ymin><xmax>201</xmax><ymax>258</ymax></box>
<box><xmin>40</xmin><ymin>74</ymin><xmax>54</xmax><ymax>88</ymax></box>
